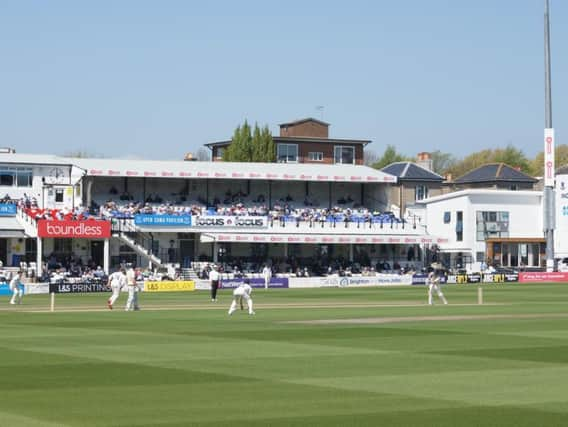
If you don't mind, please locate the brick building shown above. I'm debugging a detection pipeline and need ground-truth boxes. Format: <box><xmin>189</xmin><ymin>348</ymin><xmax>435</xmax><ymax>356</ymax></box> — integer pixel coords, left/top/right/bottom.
<box><xmin>205</xmin><ymin>118</ymin><xmax>370</xmax><ymax>165</ymax></box>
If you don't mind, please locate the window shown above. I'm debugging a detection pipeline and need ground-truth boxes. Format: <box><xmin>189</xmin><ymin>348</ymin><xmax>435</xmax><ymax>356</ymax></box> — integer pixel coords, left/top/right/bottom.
<box><xmin>456</xmin><ymin>211</ymin><xmax>463</xmax><ymax>241</ymax></box>
<box><xmin>308</xmin><ymin>152</ymin><xmax>323</xmax><ymax>161</ymax></box>
<box><xmin>277</xmin><ymin>144</ymin><xmax>298</xmax><ymax>163</ymax></box>
<box><xmin>334</xmin><ymin>146</ymin><xmax>355</xmax><ymax>164</ymax></box>
<box><xmin>0</xmin><ymin>167</ymin><xmax>33</xmax><ymax>187</ymax></box>
<box><xmin>17</xmin><ymin>170</ymin><xmax>32</xmax><ymax>187</ymax></box>
<box><xmin>476</xmin><ymin>211</ymin><xmax>510</xmax><ymax>241</ymax></box>
<box><xmin>216</xmin><ymin>148</ymin><xmax>225</xmax><ymax>159</ymax></box>
<box><xmin>55</xmin><ymin>189</ymin><xmax>64</xmax><ymax>203</ymax></box>
<box><xmin>54</xmin><ymin>239</ymin><xmax>72</xmax><ymax>253</ymax></box>
<box><xmin>0</xmin><ymin>169</ymin><xmax>14</xmax><ymax>186</ymax></box>
<box><xmin>443</xmin><ymin>212</ymin><xmax>451</xmax><ymax>223</ymax></box>
<box><xmin>415</xmin><ymin>185</ymin><xmax>428</xmax><ymax>201</ymax></box>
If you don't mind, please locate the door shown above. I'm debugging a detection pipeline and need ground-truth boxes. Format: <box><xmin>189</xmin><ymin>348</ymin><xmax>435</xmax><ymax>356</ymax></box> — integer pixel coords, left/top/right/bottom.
<box><xmin>0</xmin><ymin>239</ymin><xmax>7</xmax><ymax>266</ymax></box>
<box><xmin>90</xmin><ymin>241</ymin><xmax>104</xmax><ymax>268</ymax></box>
<box><xmin>180</xmin><ymin>240</ymin><xmax>194</xmax><ymax>268</ymax></box>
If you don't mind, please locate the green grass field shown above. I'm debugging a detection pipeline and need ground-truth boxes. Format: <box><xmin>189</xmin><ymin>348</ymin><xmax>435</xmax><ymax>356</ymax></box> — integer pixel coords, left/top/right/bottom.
<box><xmin>2</xmin><ymin>283</ymin><xmax>568</xmax><ymax>426</ymax></box>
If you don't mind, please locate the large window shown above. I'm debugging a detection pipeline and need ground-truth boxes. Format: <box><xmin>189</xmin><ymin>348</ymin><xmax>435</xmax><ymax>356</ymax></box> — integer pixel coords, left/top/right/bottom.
<box><xmin>456</xmin><ymin>211</ymin><xmax>463</xmax><ymax>242</ymax></box>
<box><xmin>277</xmin><ymin>144</ymin><xmax>298</xmax><ymax>163</ymax></box>
<box><xmin>476</xmin><ymin>211</ymin><xmax>509</xmax><ymax>241</ymax></box>
<box><xmin>415</xmin><ymin>185</ymin><xmax>428</xmax><ymax>201</ymax></box>
<box><xmin>334</xmin><ymin>146</ymin><xmax>355</xmax><ymax>164</ymax></box>
<box><xmin>0</xmin><ymin>167</ymin><xmax>33</xmax><ymax>188</ymax></box>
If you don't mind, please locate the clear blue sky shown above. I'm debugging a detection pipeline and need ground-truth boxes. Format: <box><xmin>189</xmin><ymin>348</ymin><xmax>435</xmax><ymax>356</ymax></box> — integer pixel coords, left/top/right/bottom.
<box><xmin>0</xmin><ymin>0</ymin><xmax>566</xmax><ymax>161</ymax></box>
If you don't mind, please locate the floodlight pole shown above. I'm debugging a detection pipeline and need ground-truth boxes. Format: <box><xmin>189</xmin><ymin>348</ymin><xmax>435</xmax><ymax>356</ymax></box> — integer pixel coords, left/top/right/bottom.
<box><xmin>543</xmin><ymin>0</ymin><xmax>555</xmax><ymax>272</ymax></box>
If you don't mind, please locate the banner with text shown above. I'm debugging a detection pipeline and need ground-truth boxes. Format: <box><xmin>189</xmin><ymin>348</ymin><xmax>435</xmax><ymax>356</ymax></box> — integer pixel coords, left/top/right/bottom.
<box><xmin>220</xmin><ymin>277</ymin><xmax>288</xmax><ymax>289</ymax></box>
<box><xmin>144</xmin><ymin>281</ymin><xmax>195</xmax><ymax>292</ymax></box>
<box><xmin>49</xmin><ymin>281</ymin><xmax>109</xmax><ymax>293</ymax></box>
<box><xmin>194</xmin><ymin>216</ymin><xmax>268</xmax><ymax>229</ymax></box>
<box><xmin>134</xmin><ymin>214</ymin><xmax>191</xmax><ymax>227</ymax></box>
<box><xmin>0</xmin><ymin>203</ymin><xmax>17</xmax><ymax>216</ymax></box>
<box><xmin>519</xmin><ymin>272</ymin><xmax>568</xmax><ymax>283</ymax></box>
<box><xmin>38</xmin><ymin>220</ymin><xmax>111</xmax><ymax>239</ymax></box>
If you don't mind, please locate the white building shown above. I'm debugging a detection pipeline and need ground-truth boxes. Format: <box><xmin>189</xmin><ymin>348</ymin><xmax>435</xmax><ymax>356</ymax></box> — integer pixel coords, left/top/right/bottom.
<box><xmin>416</xmin><ymin>189</ymin><xmax>544</xmax><ymax>270</ymax></box>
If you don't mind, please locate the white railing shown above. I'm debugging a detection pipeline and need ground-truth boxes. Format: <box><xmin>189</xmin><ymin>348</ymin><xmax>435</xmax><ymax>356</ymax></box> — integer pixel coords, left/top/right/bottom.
<box><xmin>16</xmin><ymin>208</ymin><xmax>38</xmax><ymax>238</ymax></box>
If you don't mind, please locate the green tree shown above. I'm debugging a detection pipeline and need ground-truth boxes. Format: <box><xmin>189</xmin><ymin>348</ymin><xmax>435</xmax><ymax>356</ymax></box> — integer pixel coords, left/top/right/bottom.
<box><xmin>530</xmin><ymin>144</ymin><xmax>568</xmax><ymax>176</ymax></box>
<box><xmin>261</xmin><ymin>125</ymin><xmax>275</xmax><ymax>162</ymax></box>
<box><xmin>493</xmin><ymin>145</ymin><xmax>530</xmax><ymax>173</ymax></box>
<box><xmin>447</xmin><ymin>145</ymin><xmax>530</xmax><ymax>179</ymax></box>
<box><xmin>223</xmin><ymin>121</ymin><xmax>274</xmax><ymax>162</ymax></box>
<box><xmin>371</xmin><ymin>145</ymin><xmax>410</xmax><ymax>170</ymax></box>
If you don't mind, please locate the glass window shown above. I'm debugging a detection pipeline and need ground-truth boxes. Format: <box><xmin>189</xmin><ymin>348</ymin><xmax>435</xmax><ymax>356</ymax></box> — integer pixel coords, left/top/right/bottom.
<box><xmin>456</xmin><ymin>211</ymin><xmax>463</xmax><ymax>241</ymax></box>
<box><xmin>415</xmin><ymin>185</ymin><xmax>428</xmax><ymax>201</ymax></box>
<box><xmin>0</xmin><ymin>169</ymin><xmax>15</xmax><ymax>186</ymax></box>
<box><xmin>476</xmin><ymin>210</ymin><xmax>510</xmax><ymax>241</ymax></box>
<box><xmin>443</xmin><ymin>212</ymin><xmax>451</xmax><ymax>223</ymax></box>
<box><xmin>334</xmin><ymin>146</ymin><xmax>355</xmax><ymax>164</ymax></box>
<box><xmin>54</xmin><ymin>239</ymin><xmax>72</xmax><ymax>253</ymax></box>
<box><xmin>16</xmin><ymin>169</ymin><xmax>32</xmax><ymax>187</ymax></box>
<box><xmin>55</xmin><ymin>189</ymin><xmax>64</xmax><ymax>203</ymax></box>
<box><xmin>277</xmin><ymin>144</ymin><xmax>298</xmax><ymax>163</ymax></box>
<box><xmin>308</xmin><ymin>152</ymin><xmax>323</xmax><ymax>161</ymax></box>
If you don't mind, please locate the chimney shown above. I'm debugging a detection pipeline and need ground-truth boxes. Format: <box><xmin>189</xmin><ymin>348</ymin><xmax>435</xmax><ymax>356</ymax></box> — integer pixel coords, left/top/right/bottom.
<box><xmin>416</xmin><ymin>152</ymin><xmax>432</xmax><ymax>171</ymax></box>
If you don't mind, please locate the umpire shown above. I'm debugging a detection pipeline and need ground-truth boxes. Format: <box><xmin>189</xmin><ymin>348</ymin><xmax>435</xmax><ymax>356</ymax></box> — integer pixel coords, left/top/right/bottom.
<box><xmin>209</xmin><ymin>264</ymin><xmax>220</xmax><ymax>302</ymax></box>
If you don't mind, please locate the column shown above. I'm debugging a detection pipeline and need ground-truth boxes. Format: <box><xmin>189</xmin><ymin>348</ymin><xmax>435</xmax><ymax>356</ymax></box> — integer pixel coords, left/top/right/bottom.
<box><xmin>103</xmin><ymin>238</ymin><xmax>110</xmax><ymax>274</ymax></box>
<box><xmin>36</xmin><ymin>237</ymin><xmax>43</xmax><ymax>278</ymax></box>
<box><xmin>349</xmin><ymin>244</ymin><xmax>354</xmax><ymax>262</ymax></box>
<box><xmin>213</xmin><ymin>242</ymin><xmax>218</xmax><ymax>262</ymax></box>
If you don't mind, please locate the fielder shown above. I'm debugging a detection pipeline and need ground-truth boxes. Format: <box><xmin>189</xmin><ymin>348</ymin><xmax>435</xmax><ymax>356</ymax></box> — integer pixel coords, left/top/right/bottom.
<box><xmin>427</xmin><ymin>267</ymin><xmax>448</xmax><ymax>305</ymax></box>
<box><xmin>125</xmin><ymin>265</ymin><xmax>140</xmax><ymax>311</ymax></box>
<box><xmin>228</xmin><ymin>279</ymin><xmax>255</xmax><ymax>315</ymax></box>
<box><xmin>262</xmin><ymin>264</ymin><xmax>272</xmax><ymax>289</ymax></box>
<box><xmin>9</xmin><ymin>270</ymin><xmax>24</xmax><ymax>305</ymax></box>
<box><xmin>107</xmin><ymin>268</ymin><xmax>126</xmax><ymax>310</ymax></box>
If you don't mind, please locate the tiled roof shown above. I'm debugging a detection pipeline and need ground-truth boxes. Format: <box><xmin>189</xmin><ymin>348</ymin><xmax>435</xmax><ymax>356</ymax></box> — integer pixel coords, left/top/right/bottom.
<box><xmin>453</xmin><ymin>163</ymin><xmax>537</xmax><ymax>184</ymax></box>
<box><xmin>381</xmin><ymin>162</ymin><xmax>444</xmax><ymax>182</ymax></box>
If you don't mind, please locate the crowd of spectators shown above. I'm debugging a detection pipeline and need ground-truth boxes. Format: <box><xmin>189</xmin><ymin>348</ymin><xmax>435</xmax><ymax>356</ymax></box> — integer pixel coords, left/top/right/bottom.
<box><xmin>96</xmin><ymin>189</ymin><xmax>405</xmax><ymax>226</ymax></box>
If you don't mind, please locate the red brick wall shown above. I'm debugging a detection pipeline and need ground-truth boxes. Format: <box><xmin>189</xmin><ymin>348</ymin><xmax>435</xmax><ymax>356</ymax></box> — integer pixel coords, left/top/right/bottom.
<box><xmin>280</xmin><ymin>122</ymin><xmax>329</xmax><ymax>138</ymax></box>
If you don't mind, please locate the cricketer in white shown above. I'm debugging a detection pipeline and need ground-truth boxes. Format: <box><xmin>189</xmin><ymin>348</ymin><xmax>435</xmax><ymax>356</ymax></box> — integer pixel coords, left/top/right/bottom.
<box><xmin>107</xmin><ymin>268</ymin><xmax>126</xmax><ymax>310</ymax></box>
<box><xmin>228</xmin><ymin>280</ymin><xmax>255</xmax><ymax>315</ymax></box>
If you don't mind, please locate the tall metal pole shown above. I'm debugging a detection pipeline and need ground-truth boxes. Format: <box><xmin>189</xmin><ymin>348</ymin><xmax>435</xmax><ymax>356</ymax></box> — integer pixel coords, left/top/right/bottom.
<box><xmin>544</xmin><ymin>0</ymin><xmax>555</xmax><ymax>271</ymax></box>
<box><xmin>545</xmin><ymin>0</ymin><xmax>552</xmax><ymax>129</ymax></box>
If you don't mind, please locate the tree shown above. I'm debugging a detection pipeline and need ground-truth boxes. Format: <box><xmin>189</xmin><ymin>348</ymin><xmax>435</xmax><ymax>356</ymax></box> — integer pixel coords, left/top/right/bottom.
<box><xmin>371</xmin><ymin>145</ymin><xmax>411</xmax><ymax>170</ymax></box>
<box><xmin>223</xmin><ymin>121</ymin><xmax>274</xmax><ymax>162</ymax></box>
<box><xmin>364</xmin><ymin>149</ymin><xmax>379</xmax><ymax>166</ymax></box>
<box><xmin>430</xmin><ymin>150</ymin><xmax>457</xmax><ymax>175</ymax></box>
<box><xmin>530</xmin><ymin>144</ymin><xmax>568</xmax><ymax>176</ymax></box>
<box><xmin>493</xmin><ymin>145</ymin><xmax>530</xmax><ymax>173</ymax></box>
<box><xmin>446</xmin><ymin>145</ymin><xmax>530</xmax><ymax>179</ymax></box>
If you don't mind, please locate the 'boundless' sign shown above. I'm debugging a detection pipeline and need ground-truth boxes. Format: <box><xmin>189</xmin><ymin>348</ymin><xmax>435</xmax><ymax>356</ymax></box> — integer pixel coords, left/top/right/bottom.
<box><xmin>37</xmin><ymin>220</ymin><xmax>111</xmax><ymax>238</ymax></box>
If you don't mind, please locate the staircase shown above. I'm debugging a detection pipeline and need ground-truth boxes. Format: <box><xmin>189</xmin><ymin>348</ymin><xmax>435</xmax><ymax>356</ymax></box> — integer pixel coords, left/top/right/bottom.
<box><xmin>111</xmin><ymin>219</ymin><xmax>164</xmax><ymax>268</ymax></box>
<box><xmin>180</xmin><ymin>267</ymin><xmax>199</xmax><ymax>281</ymax></box>
<box><xmin>16</xmin><ymin>209</ymin><xmax>38</xmax><ymax>238</ymax></box>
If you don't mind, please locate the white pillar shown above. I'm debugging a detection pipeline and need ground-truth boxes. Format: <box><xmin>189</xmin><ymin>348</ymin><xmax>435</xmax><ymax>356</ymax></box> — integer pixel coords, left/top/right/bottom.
<box><xmin>213</xmin><ymin>242</ymin><xmax>219</xmax><ymax>262</ymax></box>
<box><xmin>349</xmin><ymin>244</ymin><xmax>354</xmax><ymax>262</ymax></box>
<box><xmin>103</xmin><ymin>238</ymin><xmax>110</xmax><ymax>274</ymax></box>
<box><xmin>284</xmin><ymin>243</ymin><xmax>288</xmax><ymax>258</ymax></box>
<box><xmin>36</xmin><ymin>237</ymin><xmax>43</xmax><ymax>278</ymax></box>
